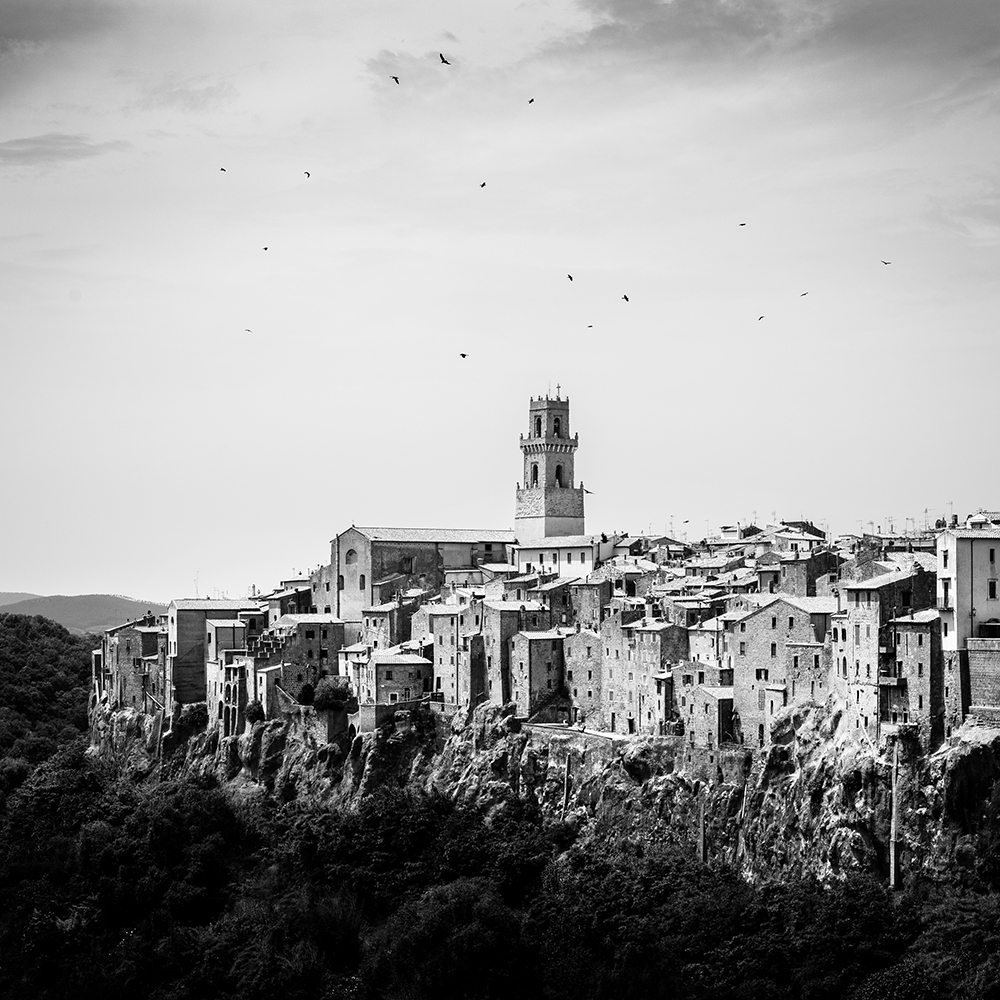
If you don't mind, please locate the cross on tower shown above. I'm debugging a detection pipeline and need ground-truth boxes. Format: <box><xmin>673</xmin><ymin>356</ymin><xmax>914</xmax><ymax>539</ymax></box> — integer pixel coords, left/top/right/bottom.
<box><xmin>555</xmin><ymin>383</ymin><xmax>561</xmax><ymax>397</ymax></box>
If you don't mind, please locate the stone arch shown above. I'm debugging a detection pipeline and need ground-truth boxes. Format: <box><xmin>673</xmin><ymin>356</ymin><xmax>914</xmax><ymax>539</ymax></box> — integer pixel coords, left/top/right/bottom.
<box><xmin>534</xmin><ymin>416</ymin><xmax>542</xmax><ymax>437</ymax></box>
<box><xmin>531</xmin><ymin>463</ymin><xmax>539</xmax><ymax>486</ymax></box>
<box><xmin>553</xmin><ymin>416</ymin><xmax>561</xmax><ymax>438</ymax></box>
<box><xmin>345</xmin><ymin>548</ymin><xmax>358</xmax><ymax>565</ymax></box>
<box><xmin>555</xmin><ymin>463</ymin><xmax>564</xmax><ymax>487</ymax></box>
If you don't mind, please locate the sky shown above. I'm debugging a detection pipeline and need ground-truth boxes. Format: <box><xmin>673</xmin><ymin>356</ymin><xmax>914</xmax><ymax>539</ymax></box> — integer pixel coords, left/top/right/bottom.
<box><xmin>1</xmin><ymin>0</ymin><xmax>999</xmax><ymax>602</ymax></box>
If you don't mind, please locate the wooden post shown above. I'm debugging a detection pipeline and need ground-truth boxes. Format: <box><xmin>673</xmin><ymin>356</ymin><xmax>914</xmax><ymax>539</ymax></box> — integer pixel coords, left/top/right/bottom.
<box><xmin>889</xmin><ymin>739</ymin><xmax>901</xmax><ymax>890</ymax></box>
<box><xmin>698</xmin><ymin>792</ymin><xmax>708</xmax><ymax>864</ymax></box>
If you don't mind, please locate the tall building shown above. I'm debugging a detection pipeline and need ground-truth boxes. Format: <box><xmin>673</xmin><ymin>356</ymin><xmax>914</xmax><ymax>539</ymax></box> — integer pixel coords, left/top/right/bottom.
<box><xmin>514</xmin><ymin>393</ymin><xmax>586</xmax><ymax>543</ymax></box>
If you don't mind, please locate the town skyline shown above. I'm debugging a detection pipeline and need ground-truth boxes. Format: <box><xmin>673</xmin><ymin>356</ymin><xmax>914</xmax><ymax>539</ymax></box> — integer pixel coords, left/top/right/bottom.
<box><xmin>1</xmin><ymin>0</ymin><xmax>998</xmax><ymax>600</ymax></box>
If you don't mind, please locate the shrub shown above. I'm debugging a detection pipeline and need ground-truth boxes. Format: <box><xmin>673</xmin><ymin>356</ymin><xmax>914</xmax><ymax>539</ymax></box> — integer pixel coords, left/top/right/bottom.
<box><xmin>313</xmin><ymin>677</ymin><xmax>350</xmax><ymax>712</ymax></box>
<box><xmin>245</xmin><ymin>700</ymin><xmax>265</xmax><ymax>725</ymax></box>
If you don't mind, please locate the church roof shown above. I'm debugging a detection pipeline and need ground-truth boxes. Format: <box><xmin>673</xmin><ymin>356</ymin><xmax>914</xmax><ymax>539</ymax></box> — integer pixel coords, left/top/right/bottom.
<box><xmin>339</xmin><ymin>526</ymin><xmax>515</xmax><ymax>544</ymax></box>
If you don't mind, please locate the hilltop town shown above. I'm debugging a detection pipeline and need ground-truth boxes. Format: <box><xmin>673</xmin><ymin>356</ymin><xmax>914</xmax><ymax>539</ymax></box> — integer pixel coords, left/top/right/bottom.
<box><xmin>92</xmin><ymin>393</ymin><xmax>1000</xmax><ymax>767</ymax></box>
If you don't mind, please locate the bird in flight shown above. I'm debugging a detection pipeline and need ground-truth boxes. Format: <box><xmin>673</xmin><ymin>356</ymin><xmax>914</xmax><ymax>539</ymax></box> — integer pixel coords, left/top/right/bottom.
<box><xmin>220</xmin><ymin>167</ymin><xmax>226</xmax><ymax>172</ymax></box>
<box><xmin>738</xmin><ymin>222</ymin><xmax>746</xmax><ymax>226</ymax></box>
<box><xmin>459</xmin><ymin>353</ymin><xmax>468</xmax><ymax>358</ymax></box>
<box><xmin>567</xmin><ymin>274</ymin><xmax>573</xmax><ymax>281</ymax></box>
<box><xmin>262</xmin><ymin>247</ymin><xmax>268</xmax><ymax>251</ymax></box>
<box><xmin>800</xmin><ymin>292</ymin><xmax>809</xmax><ymax>296</ymax></box>
<box><xmin>881</xmin><ymin>260</ymin><xmax>891</xmax><ymax>265</ymax></box>
<box><xmin>587</xmin><ymin>325</ymin><xmax>593</xmax><ymax>328</ymax></box>
<box><xmin>622</xmin><ymin>294</ymin><xmax>629</xmax><ymax>302</ymax></box>
<box><xmin>304</xmin><ymin>171</ymin><xmax>310</xmax><ymax>178</ymax></box>
<box><xmin>583</xmin><ymin>488</ymin><xmax>594</xmax><ymax>495</ymax></box>
<box><xmin>758</xmin><ymin>315</ymin><xmax>764</xmax><ymax>321</ymax></box>
<box><xmin>390</xmin><ymin>75</ymin><xmax>400</xmax><ymax>84</ymax></box>
<box><xmin>244</xmin><ymin>328</ymin><xmax>252</xmax><ymax>333</ymax></box>
<box><xmin>439</xmin><ymin>53</ymin><xmax>451</xmax><ymax>64</ymax></box>
<box><xmin>480</xmin><ymin>182</ymin><xmax>486</xmax><ymax>188</ymax></box>
<box><xmin>528</xmin><ymin>98</ymin><xmax>534</xmax><ymax>104</ymax></box>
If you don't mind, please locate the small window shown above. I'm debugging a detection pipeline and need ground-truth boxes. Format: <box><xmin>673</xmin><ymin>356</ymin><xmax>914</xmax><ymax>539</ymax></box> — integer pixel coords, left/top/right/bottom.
<box><xmin>337</xmin><ymin>575</ymin><xmax>344</xmax><ymax>590</ymax></box>
<box><xmin>385</xmin><ymin>670</ymin><xmax>393</xmax><ymax>680</ymax></box>
<box><xmin>990</xmin><ymin>580</ymin><xmax>998</xmax><ymax>601</ymax></box>
<box><xmin>788</xmin><ymin>617</ymin><xmax>794</xmax><ymax>629</ymax></box>
<box><xmin>771</xmin><ymin>616</ymin><xmax>777</xmax><ymax>629</ymax></box>
<box><xmin>359</xmin><ymin>574</ymin><xmax>366</xmax><ymax>590</ymax></box>
<box><xmin>770</xmin><ymin>643</ymin><xmax>777</xmax><ymax>658</ymax></box>
<box><xmin>918</xmin><ymin>662</ymin><xmax>924</xmax><ymax>677</ymax></box>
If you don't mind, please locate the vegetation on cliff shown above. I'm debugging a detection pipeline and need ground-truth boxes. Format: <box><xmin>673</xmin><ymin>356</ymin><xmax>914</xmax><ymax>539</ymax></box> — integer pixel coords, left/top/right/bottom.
<box><xmin>3</xmin><ymin>740</ymin><xmax>1000</xmax><ymax>999</ymax></box>
<box><xmin>0</xmin><ymin>614</ymin><xmax>95</xmax><ymax>792</ymax></box>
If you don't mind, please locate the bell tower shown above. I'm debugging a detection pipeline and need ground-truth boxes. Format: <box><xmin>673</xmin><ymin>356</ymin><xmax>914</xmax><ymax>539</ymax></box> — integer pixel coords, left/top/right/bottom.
<box><xmin>514</xmin><ymin>391</ymin><xmax>586</xmax><ymax>543</ymax></box>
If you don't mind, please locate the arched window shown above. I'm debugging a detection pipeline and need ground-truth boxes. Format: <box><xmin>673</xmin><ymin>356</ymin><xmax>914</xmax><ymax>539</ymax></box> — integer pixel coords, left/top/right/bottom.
<box><xmin>534</xmin><ymin>416</ymin><xmax>542</xmax><ymax>437</ymax></box>
<box><xmin>553</xmin><ymin>417</ymin><xmax>561</xmax><ymax>438</ymax></box>
<box><xmin>555</xmin><ymin>464</ymin><xmax>564</xmax><ymax>487</ymax></box>
<box><xmin>531</xmin><ymin>463</ymin><xmax>539</xmax><ymax>486</ymax></box>
<box><xmin>345</xmin><ymin>548</ymin><xmax>358</xmax><ymax>565</ymax></box>
<box><xmin>359</xmin><ymin>574</ymin><xmax>366</xmax><ymax>591</ymax></box>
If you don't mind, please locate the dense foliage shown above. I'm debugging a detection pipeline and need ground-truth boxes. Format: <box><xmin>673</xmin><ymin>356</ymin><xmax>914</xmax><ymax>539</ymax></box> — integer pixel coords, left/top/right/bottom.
<box><xmin>1</xmin><ymin>745</ymin><xmax>1000</xmax><ymax>1000</ymax></box>
<box><xmin>0</xmin><ymin>614</ymin><xmax>95</xmax><ymax>782</ymax></box>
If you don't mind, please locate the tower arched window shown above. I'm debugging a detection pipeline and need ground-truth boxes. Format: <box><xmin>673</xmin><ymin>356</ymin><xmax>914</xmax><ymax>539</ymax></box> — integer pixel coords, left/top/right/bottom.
<box><xmin>553</xmin><ymin>417</ymin><xmax>561</xmax><ymax>438</ymax></box>
<box><xmin>345</xmin><ymin>549</ymin><xmax>358</xmax><ymax>565</ymax></box>
<box><xmin>555</xmin><ymin>464</ymin><xmax>564</xmax><ymax>487</ymax></box>
<box><xmin>531</xmin><ymin>463</ymin><xmax>539</xmax><ymax>486</ymax></box>
<box><xmin>534</xmin><ymin>416</ymin><xmax>542</xmax><ymax>438</ymax></box>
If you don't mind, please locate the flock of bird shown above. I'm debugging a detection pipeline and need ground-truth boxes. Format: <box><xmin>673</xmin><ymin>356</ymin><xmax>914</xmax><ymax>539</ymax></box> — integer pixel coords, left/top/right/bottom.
<box><xmin>222</xmin><ymin>50</ymin><xmax>895</xmax><ymax>353</ymax></box>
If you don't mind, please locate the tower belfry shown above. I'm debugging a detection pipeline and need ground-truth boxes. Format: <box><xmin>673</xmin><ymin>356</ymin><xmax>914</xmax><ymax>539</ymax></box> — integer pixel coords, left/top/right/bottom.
<box><xmin>514</xmin><ymin>393</ymin><xmax>586</xmax><ymax>543</ymax></box>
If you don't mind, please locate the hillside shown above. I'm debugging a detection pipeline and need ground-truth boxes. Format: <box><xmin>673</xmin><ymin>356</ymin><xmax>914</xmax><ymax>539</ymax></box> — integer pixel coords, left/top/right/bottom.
<box><xmin>0</xmin><ymin>593</ymin><xmax>40</xmax><ymax>607</ymax></box>
<box><xmin>0</xmin><ymin>594</ymin><xmax>167</xmax><ymax>635</ymax></box>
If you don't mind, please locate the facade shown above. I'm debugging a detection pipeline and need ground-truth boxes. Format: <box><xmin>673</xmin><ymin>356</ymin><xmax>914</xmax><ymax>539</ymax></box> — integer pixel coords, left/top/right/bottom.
<box><xmin>564</xmin><ymin>628</ymin><xmax>602</xmax><ymax>725</ymax></box>
<box><xmin>331</xmin><ymin>526</ymin><xmax>514</xmax><ymax>625</ymax></box>
<box><xmin>937</xmin><ymin>528</ymin><xmax>1000</xmax><ymax>723</ymax></box>
<box><xmin>165</xmin><ymin>599</ymin><xmax>262</xmax><ymax>717</ymax></box>
<box><xmin>514</xmin><ymin>394</ymin><xmax>586</xmax><ymax>543</ymax></box>
<box><xmin>883</xmin><ymin>609</ymin><xmax>945</xmax><ymax>748</ymax></box>
<box><xmin>509</xmin><ymin>630</ymin><xmax>565</xmax><ymax>716</ymax></box>
<box><xmin>511</xmin><ymin>534</ymin><xmax>613</xmax><ymax>579</ymax></box>
<box><xmin>834</xmin><ymin>567</ymin><xmax>936</xmax><ymax>739</ymax></box>
<box><xmin>102</xmin><ymin>613</ymin><xmax>167</xmax><ymax>713</ymax></box>
<box><xmin>359</xmin><ymin>651</ymin><xmax>433</xmax><ymax>704</ymax></box>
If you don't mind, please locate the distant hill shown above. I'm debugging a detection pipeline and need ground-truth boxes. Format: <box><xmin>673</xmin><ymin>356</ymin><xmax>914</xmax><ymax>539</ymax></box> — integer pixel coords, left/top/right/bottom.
<box><xmin>0</xmin><ymin>593</ymin><xmax>41</xmax><ymax>607</ymax></box>
<box><xmin>0</xmin><ymin>595</ymin><xmax>167</xmax><ymax>636</ymax></box>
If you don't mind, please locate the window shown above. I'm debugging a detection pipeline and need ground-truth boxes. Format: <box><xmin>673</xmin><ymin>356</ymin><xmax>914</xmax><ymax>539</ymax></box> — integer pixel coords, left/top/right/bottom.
<box><xmin>918</xmin><ymin>662</ymin><xmax>924</xmax><ymax>677</ymax></box>
<box><xmin>305</xmin><ymin>630</ymin><xmax>315</xmax><ymax>640</ymax></box>
<box><xmin>944</xmin><ymin>621</ymin><xmax>949</xmax><ymax>637</ymax></box>
<box><xmin>813</xmin><ymin>655</ymin><xmax>820</xmax><ymax>669</ymax></box>
<box><xmin>740</xmin><ymin>622</ymin><xmax>746</xmax><ymax>633</ymax></box>
<box><xmin>990</xmin><ymin>580</ymin><xmax>998</xmax><ymax>601</ymax></box>
<box><xmin>739</xmin><ymin>642</ymin><xmax>746</xmax><ymax>656</ymax></box>
<box><xmin>854</xmin><ymin>625</ymin><xmax>861</xmax><ymax>645</ymax></box>
<box><xmin>788</xmin><ymin>617</ymin><xmax>794</xmax><ymax>629</ymax></box>
<box><xmin>534</xmin><ymin>416</ymin><xmax>542</xmax><ymax>437</ymax></box>
<box><xmin>793</xmin><ymin>655</ymin><xmax>799</xmax><ymax>670</ymax></box>
<box><xmin>567</xmin><ymin>670</ymin><xmax>573</xmax><ymax>680</ymax></box>
<box><xmin>553</xmin><ymin>416</ymin><xmax>561</xmax><ymax>437</ymax></box>
<box><xmin>586</xmin><ymin>646</ymin><xmax>592</xmax><ymax>657</ymax></box>
<box><xmin>991</xmin><ymin>548</ymin><xmax>996</xmax><ymax>564</ymax></box>
<box><xmin>567</xmin><ymin>553</ymin><xmax>573</xmax><ymax>564</ymax></box>
<box><xmin>337</xmin><ymin>575</ymin><xmax>344</xmax><ymax>590</ymax></box>
<box><xmin>552</xmin><ymin>553</ymin><xmax>558</xmax><ymax>563</ymax></box>
<box><xmin>555</xmin><ymin>464</ymin><xmax>564</xmax><ymax>487</ymax></box>
<box><xmin>531</xmin><ymin>463</ymin><xmax>539</xmax><ymax>486</ymax></box>
<box><xmin>917</xmin><ymin>633</ymin><xmax>923</xmax><ymax>647</ymax></box>
<box><xmin>698</xmin><ymin>671</ymin><xmax>704</xmax><ymax>684</ymax></box>
<box><xmin>918</xmin><ymin>695</ymin><xmax>923</xmax><ymax>710</ymax></box>
<box><xmin>359</xmin><ymin>574</ymin><xmax>366</xmax><ymax>590</ymax></box>
<box><xmin>385</xmin><ymin>670</ymin><xmax>393</xmax><ymax>680</ymax></box>
<box><xmin>771</xmin><ymin>616</ymin><xmax>777</xmax><ymax>629</ymax></box>
<box><xmin>401</xmin><ymin>556</ymin><xmax>413</xmax><ymax>574</ymax></box>
<box><xmin>770</xmin><ymin>643</ymin><xmax>777</xmax><ymax>658</ymax></box>
<box><xmin>345</xmin><ymin>548</ymin><xmax>358</xmax><ymax>565</ymax></box>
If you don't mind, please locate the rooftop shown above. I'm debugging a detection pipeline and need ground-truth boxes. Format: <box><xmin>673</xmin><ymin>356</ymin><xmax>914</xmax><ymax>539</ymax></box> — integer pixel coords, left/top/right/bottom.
<box><xmin>372</xmin><ymin>652</ymin><xmax>433</xmax><ymax>666</ymax></box>
<box><xmin>702</xmin><ymin>686</ymin><xmax>735</xmax><ymax>700</ymax></box>
<box><xmin>273</xmin><ymin>613</ymin><xmax>343</xmax><ymax>625</ymax></box>
<box><xmin>171</xmin><ymin>599</ymin><xmax>263</xmax><ymax>611</ymax></box>
<box><xmin>206</xmin><ymin>619</ymin><xmax>246</xmax><ymax>629</ymax></box>
<box><xmin>843</xmin><ymin>568</ymin><xmax>924</xmax><ymax>590</ymax></box>
<box><xmin>945</xmin><ymin>529</ymin><xmax>1000</xmax><ymax>540</ymax></box>
<box><xmin>532</xmin><ymin>577</ymin><xmax>581</xmax><ymax>592</ymax></box>
<box><xmin>485</xmin><ymin>600</ymin><xmax>547</xmax><ymax>612</ymax></box>
<box><xmin>339</xmin><ymin>526</ymin><xmax>515</xmax><ymax>544</ymax></box>
<box><xmin>889</xmin><ymin>608</ymin><xmax>941</xmax><ymax>625</ymax></box>
<box><xmin>514</xmin><ymin>534</ymin><xmax>599</xmax><ymax>548</ymax></box>
<box><xmin>515</xmin><ymin>629</ymin><xmax>564</xmax><ymax>641</ymax></box>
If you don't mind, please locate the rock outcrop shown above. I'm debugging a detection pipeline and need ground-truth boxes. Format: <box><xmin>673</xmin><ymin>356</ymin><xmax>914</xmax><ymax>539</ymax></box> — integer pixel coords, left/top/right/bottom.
<box><xmin>88</xmin><ymin>699</ymin><xmax>1000</xmax><ymax>886</ymax></box>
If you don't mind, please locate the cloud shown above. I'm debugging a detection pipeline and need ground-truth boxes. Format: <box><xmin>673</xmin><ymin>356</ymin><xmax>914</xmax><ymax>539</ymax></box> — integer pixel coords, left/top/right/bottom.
<box><xmin>0</xmin><ymin>0</ymin><xmax>121</xmax><ymax>51</ymax></box>
<box><xmin>0</xmin><ymin>133</ymin><xmax>129</xmax><ymax>166</ymax></box>
<box><xmin>134</xmin><ymin>76</ymin><xmax>236</xmax><ymax>113</ymax></box>
<box><xmin>554</xmin><ymin>0</ymin><xmax>1000</xmax><ymax>79</ymax></box>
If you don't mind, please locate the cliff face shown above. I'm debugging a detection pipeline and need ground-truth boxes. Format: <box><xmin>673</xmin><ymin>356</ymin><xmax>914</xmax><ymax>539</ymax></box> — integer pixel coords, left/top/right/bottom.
<box><xmin>89</xmin><ymin>700</ymin><xmax>1000</xmax><ymax>886</ymax></box>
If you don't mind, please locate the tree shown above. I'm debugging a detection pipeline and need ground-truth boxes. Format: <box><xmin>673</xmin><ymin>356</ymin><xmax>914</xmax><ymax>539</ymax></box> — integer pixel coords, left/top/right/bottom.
<box><xmin>313</xmin><ymin>677</ymin><xmax>350</xmax><ymax>711</ymax></box>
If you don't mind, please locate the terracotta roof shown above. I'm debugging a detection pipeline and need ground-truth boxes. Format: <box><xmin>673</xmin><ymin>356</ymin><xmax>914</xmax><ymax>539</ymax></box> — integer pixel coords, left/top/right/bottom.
<box><xmin>342</xmin><ymin>526</ymin><xmax>514</xmax><ymax>543</ymax></box>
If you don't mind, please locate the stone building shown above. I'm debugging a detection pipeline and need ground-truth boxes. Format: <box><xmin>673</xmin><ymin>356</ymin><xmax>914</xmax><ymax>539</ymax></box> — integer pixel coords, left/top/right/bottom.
<box><xmin>729</xmin><ymin>595</ymin><xmax>837</xmax><ymax>748</ymax></box>
<box><xmin>564</xmin><ymin>627</ymin><xmax>601</xmax><ymax>724</ymax></box>
<box><xmin>205</xmin><ymin>619</ymin><xmax>247</xmax><ymax>731</ymax></box>
<box><xmin>330</xmin><ymin>526</ymin><xmax>514</xmax><ymax>626</ymax></box>
<box><xmin>514</xmin><ymin>393</ymin><xmax>586</xmax><ymax>543</ymax></box>
<box><xmin>481</xmin><ymin>600</ymin><xmax>552</xmax><ymax>705</ymax></box>
<box><xmin>569</xmin><ymin>577</ymin><xmax>612</xmax><ymax>630</ymax></box>
<box><xmin>937</xmin><ymin>528</ymin><xmax>1000</xmax><ymax>724</ymax></box>
<box><xmin>165</xmin><ymin>599</ymin><xmax>262</xmax><ymax>718</ymax></box>
<box><xmin>883</xmin><ymin>609</ymin><xmax>945</xmax><ymax>749</ymax></box>
<box><xmin>358</xmin><ymin>650</ymin><xmax>433</xmax><ymax>704</ymax></box>
<box><xmin>509</xmin><ymin>630</ymin><xmax>565</xmax><ymax>716</ymax></box>
<box><xmin>528</xmin><ymin>576</ymin><xmax>577</xmax><ymax>625</ymax></box>
<box><xmin>102</xmin><ymin>613</ymin><xmax>167</xmax><ymax>713</ymax></box>
<box><xmin>248</xmin><ymin>613</ymin><xmax>346</xmax><ymax>703</ymax></box>
<box><xmin>833</xmin><ymin>566</ymin><xmax>936</xmax><ymax>739</ymax></box>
